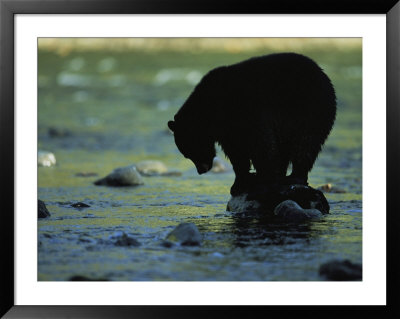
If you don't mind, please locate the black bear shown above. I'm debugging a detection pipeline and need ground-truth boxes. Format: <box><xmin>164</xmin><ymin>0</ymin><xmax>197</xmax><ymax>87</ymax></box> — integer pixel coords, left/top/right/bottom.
<box><xmin>168</xmin><ymin>53</ymin><xmax>336</xmax><ymax>196</ymax></box>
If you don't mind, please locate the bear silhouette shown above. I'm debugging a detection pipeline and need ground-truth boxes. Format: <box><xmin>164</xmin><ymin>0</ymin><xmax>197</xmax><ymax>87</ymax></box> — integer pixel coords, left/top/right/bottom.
<box><xmin>168</xmin><ymin>53</ymin><xmax>336</xmax><ymax>196</ymax></box>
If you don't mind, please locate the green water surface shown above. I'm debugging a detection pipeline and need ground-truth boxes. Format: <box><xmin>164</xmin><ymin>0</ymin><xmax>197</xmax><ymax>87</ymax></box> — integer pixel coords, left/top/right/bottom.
<box><xmin>38</xmin><ymin>42</ymin><xmax>362</xmax><ymax>281</ymax></box>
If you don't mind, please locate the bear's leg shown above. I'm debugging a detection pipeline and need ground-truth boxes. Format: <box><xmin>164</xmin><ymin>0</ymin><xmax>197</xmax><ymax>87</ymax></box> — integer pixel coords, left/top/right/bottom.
<box><xmin>221</xmin><ymin>142</ymin><xmax>252</xmax><ymax>196</ymax></box>
<box><xmin>287</xmin><ymin>140</ymin><xmax>322</xmax><ymax>185</ymax></box>
<box><xmin>229</xmin><ymin>157</ymin><xmax>252</xmax><ymax>196</ymax></box>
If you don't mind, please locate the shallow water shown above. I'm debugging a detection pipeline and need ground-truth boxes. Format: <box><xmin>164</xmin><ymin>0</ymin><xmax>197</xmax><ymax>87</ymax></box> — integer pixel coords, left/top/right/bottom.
<box><xmin>38</xmin><ymin>44</ymin><xmax>362</xmax><ymax>281</ymax></box>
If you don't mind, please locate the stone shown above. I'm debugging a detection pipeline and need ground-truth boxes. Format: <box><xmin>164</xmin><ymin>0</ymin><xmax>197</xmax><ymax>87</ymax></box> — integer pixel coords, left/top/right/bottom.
<box><xmin>109</xmin><ymin>232</ymin><xmax>141</xmax><ymax>247</ymax></box>
<box><xmin>135</xmin><ymin>160</ymin><xmax>168</xmax><ymax>176</ymax></box>
<box><xmin>211</xmin><ymin>157</ymin><xmax>231</xmax><ymax>173</ymax></box>
<box><xmin>274</xmin><ymin>200</ymin><xmax>322</xmax><ymax>222</ymax></box>
<box><xmin>71</xmin><ymin>202</ymin><xmax>90</xmax><ymax>208</ymax></box>
<box><xmin>38</xmin><ymin>200</ymin><xmax>51</xmax><ymax>218</ymax></box>
<box><xmin>166</xmin><ymin>223</ymin><xmax>202</xmax><ymax>246</ymax></box>
<box><xmin>94</xmin><ymin>165</ymin><xmax>144</xmax><ymax>186</ymax></box>
<box><xmin>317</xmin><ymin>183</ymin><xmax>346</xmax><ymax>193</ymax></box>
<box><xmin>226</xmin><ymin>194</ymin><xmax>262</xmax><ymax>213</ymax></box>
<box><xmin>48</xmin><ymin>127</ymin><xmax>71</xmax><ymax>138</ymax></box>
<box><xmin>38</xmin><ymin>150</ymin><xmax>56</xmax><ymax>167</ymax></box>
<box><xmin>319</xmin><ymin>259</ymin><xmax>362</xmax><ymax>281</ymax></box>
<box><xmin>227</xmin><ymin>184</ymin><xmax>330</xmax><ymax>216</ymax></box>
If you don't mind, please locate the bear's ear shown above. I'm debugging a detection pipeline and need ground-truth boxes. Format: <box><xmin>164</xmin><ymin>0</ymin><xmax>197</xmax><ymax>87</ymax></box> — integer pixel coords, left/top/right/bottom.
<box><xmin>168</xmin><ymin>120</ymin><xmax>176</xmax><ymax>132</ymax></box>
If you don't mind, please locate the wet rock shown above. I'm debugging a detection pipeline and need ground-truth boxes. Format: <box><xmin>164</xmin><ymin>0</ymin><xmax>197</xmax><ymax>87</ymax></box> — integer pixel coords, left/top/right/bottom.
<box><xmin>135</xmin><ymin>160</ymin><xmax>168</xmax><ymax>176</ymax></box>
<box><xmin>227</xmin><ymin>195</ymin><xmax>262</xmax><ymax>213</ymax></box>
<box><xmin>38</xmin><ymin>200</ymin><xmax>51</xmax><ymax>218</ymax></box>
<box><xmin>94</xmin><ymin>165</ymin><xmax>144</xmax><ymax>186</ymax></box>
<box><xmin>71</xmin><ymin>202</ymin><xmax>90</xmax><ymax>208</ymax></box>
<box><xmin>38</xmin><ymin>150</ymin><xmax>56</xmax><ymax>167</ymax></box>
<box><xmin>48</xmin><ymin>127</ymin><xmax>71</xmax><ymax>138</ymax></box>
<box><xmin>69</xmin><ymin>275</ymin><xmax>108</xmax><ymax>281</ymax></box>
<box><xmin>274</xmin><ymin>200</ymin><xmax>322</xmax><ymax>222</ymax></box>
<box><xmin>227</xmin><ymin>184</ymin><xmax>330</xmax><ymax>216</ymax></box>
<box><xmin>166</xmin><ymin>223</ymin><xmax>202</xmax><ymax>246</ymax></box>
<box><xmin>317</xmin><ymin>183</ymin><xmax>346</xmax><ymax>193</ymax></box>
<box><xmin>160</xmin><ymin>240</ymin><xmax>174</xmax><ymax>248</ymax></box>
<box><xmin>319</xmin><ymin>259</ymin><xmax>362</xmax><ymax>281</ymax></box>
<box><xmin>211</xmin><ymin>157</ymin><xmax>231</xmax><ymax>173</ymax></box>
<box><xmin>109</xmin><ymin>232</ymin><xmax>141</xmax><ymax>247</ymax></box>
<box><xmin>75</xmin><ymin>172</ymin><xmax>98</xmax><ymax>177</ymax></box>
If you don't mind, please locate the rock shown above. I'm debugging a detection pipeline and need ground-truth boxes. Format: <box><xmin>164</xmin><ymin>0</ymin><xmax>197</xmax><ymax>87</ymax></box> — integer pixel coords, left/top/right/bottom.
<box><xmin>227</xmin><ymin>184</ymin><xmax>330</xmax><ymax>216</ymax></box>
<box><xmin>319</xmin><ymin>259</ymin><xmax>362</xmax><ymax>281</ymax></box>
<box><xmin>109</xmin><ymin>232</ymin><xmax>141</xmax><ymax>247</ymax></box>
<box><xmin>211</xmin><ymin>157</ymin><xmax>231</xmax><ymax>173</ymax></box>
<box><xmin>317</xmin><ymin>183</ymin><xmax>346</xmax><ymax>193</ymax></box>
<box><xmin>94</xmin><ymin>165</ymin><xmax>144</xmax><ymax>186</ymax></box>
<box><xmin>75</xmin><ymin>172</ymin><xmax>98</xmax><ymax>177</ymax></box>
<box><xmin>71</xmin><ymin>202</ymin><xmax>90</xmax><ymax>208</ymax></box>
<box><xmin>274</xmin><ymin>200</ymin><xmax>322</xmax><ymax>222</ymax></box>
<box><xmin>48</xmin><ymin>127</ymin><xmax>71</xmax><ymax>138</ymax></box>
<box><xmin>166</xmin><ymin>223</ymin><xmax>202</xmax><ymax>246</ymax></box>
<box><xmin>135</xmin><ymin>160</ymin><xmax>168</xmax><ymax>176</ymax></box>
<box><xmin>38</xmin><ymin>200</ymin><xmax>51</xmax><ymax>218</ymax></box>
<box><xmin>38</xmin><ymin>150</ymin><xmax>56</xmax><ymax>167</ymax></box>
<box><xmin>226</xmin><ymin>194</ymin><xmax>262</xmax><ymax>212</ymax></box>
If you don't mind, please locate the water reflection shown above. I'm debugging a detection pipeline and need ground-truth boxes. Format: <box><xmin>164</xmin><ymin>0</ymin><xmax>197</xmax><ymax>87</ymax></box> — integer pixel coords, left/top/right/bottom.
<box><xmin>229</xmin><ymin>211</ymin><xmax>313</xmax><ymax>248</ymax></box>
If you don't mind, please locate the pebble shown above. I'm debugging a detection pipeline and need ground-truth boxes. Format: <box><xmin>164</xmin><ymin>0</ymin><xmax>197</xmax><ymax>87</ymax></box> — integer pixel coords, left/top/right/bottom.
<box><xmin>274</xmin><ymin>200</ymin><xmax>322</xmax><ymax>222</ymax></box>
<box><xmin>94</xmin><ymin>165</ymin><xmax>144</xmax><ymax>186</ymax></box>
<box><xmin>319</xmin><ymin>259</ymin><xmax>362</xmax><ymax>281</ymax></box>
<box><xmin>38</xmin><ymin>150</ymin><xmax>56</xmax><ymax>167</ymax></box>
<box><xmin>166</xmin><ymin>223</ymin><xmax>202</xmax><ymax>246</ymax></box>
<box><xmin>109</xmin><ymin>232</ymin><xmax>141</xmax><ymax>247</ymax></box>
<box><xmin>48</xmin><ymin>127</ymin><xmax>71</xmax><ymax>138</ymax></box>
<box><xmin>38</xmin><ymin>200</ymin><xmax>51</xmax><ymax>218</ymax></box>
<box><xmin>317</xmin><ymin>183</ymin><xmax>346</xmax><ymax>193</ymax></box>
<box><xmin>71</xmin><ymin>202</ymin><xmax>90</xmax><ymax>208</ymax></box>
<box><xmin>135</xmin><ymin>160</ymin><xmax>168</xmax><ymax>176</ymax></box>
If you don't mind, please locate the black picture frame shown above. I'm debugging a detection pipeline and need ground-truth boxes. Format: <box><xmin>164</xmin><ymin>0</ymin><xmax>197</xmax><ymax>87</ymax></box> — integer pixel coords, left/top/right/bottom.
<box><xmin>1</xmin><ymin>0</ymin><xmax>399</xmax><ymax>318</ymax></box>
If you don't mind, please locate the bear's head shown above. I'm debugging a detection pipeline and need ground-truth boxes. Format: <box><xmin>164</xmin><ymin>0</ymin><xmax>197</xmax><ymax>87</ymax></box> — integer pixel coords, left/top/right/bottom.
<box><xmin>168</xmin><ymin>120</ymin><xmax>215</xmax><ymax>175</ymax></box>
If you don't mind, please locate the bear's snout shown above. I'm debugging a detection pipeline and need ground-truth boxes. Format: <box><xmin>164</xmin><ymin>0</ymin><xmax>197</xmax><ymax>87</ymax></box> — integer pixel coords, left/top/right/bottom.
<box><xmin>195</xmin><ymin>163</ymin><xmax>211</xmax><ymax>175</ymax></box>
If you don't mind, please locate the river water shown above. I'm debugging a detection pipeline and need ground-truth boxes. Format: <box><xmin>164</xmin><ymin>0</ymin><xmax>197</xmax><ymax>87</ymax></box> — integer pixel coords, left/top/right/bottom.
<box><xmin>38</xmin><ymin>44</ymin><xmax>362</xmax><ymax>281</ymax></box>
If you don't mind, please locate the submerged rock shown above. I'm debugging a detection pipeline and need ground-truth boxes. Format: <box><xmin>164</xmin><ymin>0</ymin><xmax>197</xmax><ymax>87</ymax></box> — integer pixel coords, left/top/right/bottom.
<box><xmin>71</xmin><ymin>202</ymin><xmax>90</xmax><ymax>208</ymax></box>
<box><xmin>94</xmin><ymin>165</ymin><xmax>144</xmax><ymax>186</ymax></box>
<box><xmin>38</xmin><ymin>200</ymin><xmax>51</xmax><ymax>218</ymax></box>
<box><xmin>136</xmin><ymin>160</ymin><xmax>168</xmax><ymax>176</ymax></box>
<box><xmin>166</xmin><ymin>222</ymin><xmax>202</xmax><ymax>246</ymax></box>
<box><xmin>48</xmin><ymin>127</ymin><xmax>72</xmax><ymax>138</ymax></box>
<box><xmin>211</xmin><ymin>157</ymin><xmax>231</xmax><ymax>173</ymax></box>
<box><xmin>274</xmin><ymin>200</ymin><xmax>322</xmax><ymax>222</ymax></box>
<box><xmin>319</xmin><ymin>259</ymin><xmax>362</xmax><ymax>281</ymax></box>
<box><xmin>227</xmin><ymin>184</ymin><xmax>329</xmax><ymax>219</ymax></box>
<box><xmin>109</xmin><ymin>232</ymin><xmax>141</xmax><ymax>247</ymax></box>
<box><xmin>38</xmin><ymin>150</ymin><xmax>56</xmax><ymax>167</ymax></box>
